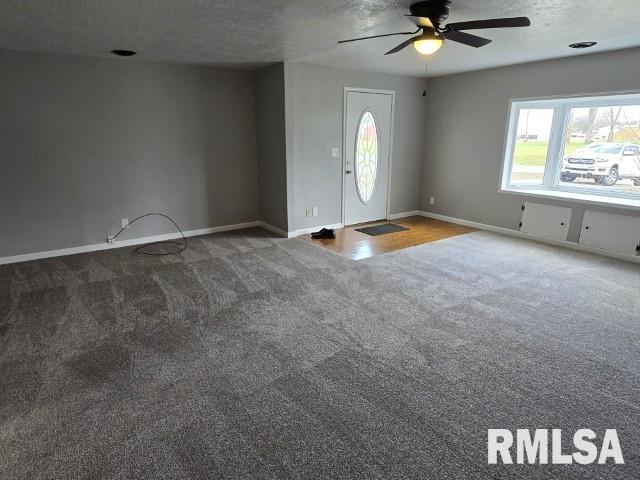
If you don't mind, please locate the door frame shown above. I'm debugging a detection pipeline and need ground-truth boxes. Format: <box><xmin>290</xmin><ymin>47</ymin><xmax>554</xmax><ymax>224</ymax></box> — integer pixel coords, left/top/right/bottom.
<box><xmin>342</xmin><ymin>87</ymin><xmax>396</xmax><ymax>227</ymax></box>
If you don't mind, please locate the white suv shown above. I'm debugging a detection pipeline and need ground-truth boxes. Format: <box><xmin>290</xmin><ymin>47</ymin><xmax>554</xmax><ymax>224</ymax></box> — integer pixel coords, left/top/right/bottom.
<box><xmin>560</xmin><ymin>143</ymin><xmax>640</xmax><ymax>186</ymax></box>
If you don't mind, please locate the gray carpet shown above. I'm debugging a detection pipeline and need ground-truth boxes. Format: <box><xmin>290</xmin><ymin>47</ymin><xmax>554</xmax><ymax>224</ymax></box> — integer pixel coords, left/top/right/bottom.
<box><xmin>1</xmin><ymin>228</ymin><xmax>639</xmax><ymax>479</ymax></box>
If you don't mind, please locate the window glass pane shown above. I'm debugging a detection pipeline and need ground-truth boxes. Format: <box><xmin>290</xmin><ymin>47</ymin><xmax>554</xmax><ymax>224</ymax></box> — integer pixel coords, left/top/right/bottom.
<box><xmin>510</xmin><ymin>109</ymin><xmax>554</xmax><ymax>185</ymax></box>
<box><xmin>355</xmin><ymin>111</ymin><xmax>378</xmax><ymax>203</ymax></box>
<box><xmin>560</xmin><ymin>106</ymin><xmax>640</xmax><ymax>194</ymax></box>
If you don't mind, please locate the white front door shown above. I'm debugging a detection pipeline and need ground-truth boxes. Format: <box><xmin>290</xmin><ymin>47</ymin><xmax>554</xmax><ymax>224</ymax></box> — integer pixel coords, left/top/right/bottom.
<box><xmin>344</xmin><ymin>90</ymin><xmax>394</xmax><ymax>226</ymax></box>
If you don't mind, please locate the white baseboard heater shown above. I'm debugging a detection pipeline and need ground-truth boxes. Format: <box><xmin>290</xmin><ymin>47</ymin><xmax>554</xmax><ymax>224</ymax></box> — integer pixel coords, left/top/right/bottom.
<box><xmin>520</xmin><ymin>202</ymin><xmax>572</xmax><ymax>241</ymax></box>
<box><xmin>580</xmin><ymin>210</ymin><xmax>640</xmax><ymax>257</ymax></box>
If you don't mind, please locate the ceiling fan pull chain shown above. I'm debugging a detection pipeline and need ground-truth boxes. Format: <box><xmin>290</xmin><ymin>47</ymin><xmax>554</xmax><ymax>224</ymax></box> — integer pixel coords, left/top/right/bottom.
<box><xmin>422</xmin><ymin>57</ymin><xmax>429</xmax><ymax>97</ymax></box>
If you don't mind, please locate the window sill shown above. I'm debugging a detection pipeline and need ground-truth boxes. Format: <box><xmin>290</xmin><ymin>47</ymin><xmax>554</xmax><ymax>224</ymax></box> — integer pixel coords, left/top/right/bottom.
<box><xmin>499</xmin><ymin>187</ymin><xmax>640</xmax><ymax>211</ymax></box>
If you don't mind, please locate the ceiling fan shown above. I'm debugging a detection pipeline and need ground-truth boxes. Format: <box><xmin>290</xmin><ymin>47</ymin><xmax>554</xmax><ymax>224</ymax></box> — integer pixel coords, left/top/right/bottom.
<box><xmin>338</xmin><ymin>0</ymin><xmax>531</xmax><ymax>56</ymax></box>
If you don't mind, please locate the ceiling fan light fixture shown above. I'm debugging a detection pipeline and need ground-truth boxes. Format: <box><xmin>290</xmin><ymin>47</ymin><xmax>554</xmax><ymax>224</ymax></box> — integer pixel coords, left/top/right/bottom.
<box><xmin>338</xmin><ymin>2</ymin><xmax>530</xmax><ymax>57</ymax></box>
<box><xmin>413</xmin><ymin>38</ymin><xmax>443</xmax><ymax>55</ymax></box>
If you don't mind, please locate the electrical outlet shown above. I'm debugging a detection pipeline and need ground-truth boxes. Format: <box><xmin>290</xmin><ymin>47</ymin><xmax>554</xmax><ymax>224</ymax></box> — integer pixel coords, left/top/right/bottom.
<box><xmin>121</xmin><ymin>218</ymin><xmax>129</xmax><ymax>229</ymax></box>
<box><xmin>305</xmin><ymin>208</ymin><xmax>312</xmax><ymax>218</ymax></box>
<box><xmin>429</xmin><ymin>197</ymin><xmax>435</xmax><ymax>206</ymax></box>
<box><xmin>312</xmin><ymin>207</ymin><xmax>319</xmax><ymax>217</ymax></box>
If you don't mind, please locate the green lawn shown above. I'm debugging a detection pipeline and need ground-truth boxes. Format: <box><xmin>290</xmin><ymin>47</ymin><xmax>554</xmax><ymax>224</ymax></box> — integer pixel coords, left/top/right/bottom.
<box><xmin>513</xmin><ymin>141</ymin><xmax>584</xmax><ymax>167</ymax></box>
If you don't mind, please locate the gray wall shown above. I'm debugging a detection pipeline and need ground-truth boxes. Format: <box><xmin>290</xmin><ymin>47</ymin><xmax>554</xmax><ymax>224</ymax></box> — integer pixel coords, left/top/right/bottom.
<box><xmin>0</xmin><ymin>49</ymin><xmax>259</xmax><ymax>257</ymax></box>
<box><xmin>421</xmin><ymin>47</ymin><xmax>640</xmax><ymax>242</ymax></box>
<box><xmin>254</xmin><ymin>64</ymin><xmax>288</xmax><ymax>232</ymax></box>
<box><xmin>284</xmin><ymin>62</ymin><xmax>426</xmax><ymax>232</ymax></box>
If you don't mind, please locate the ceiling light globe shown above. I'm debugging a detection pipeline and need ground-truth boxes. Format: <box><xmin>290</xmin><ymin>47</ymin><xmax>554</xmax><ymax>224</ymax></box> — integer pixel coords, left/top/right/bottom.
<box><xmin>413</xmin><ymin>38</ymin><xmax>443</xmax><ymax>55</ymax></box>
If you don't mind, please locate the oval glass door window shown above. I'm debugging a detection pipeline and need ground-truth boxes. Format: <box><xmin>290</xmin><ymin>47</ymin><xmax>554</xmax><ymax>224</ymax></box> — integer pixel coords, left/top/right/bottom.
<box><xmin>355</xmin><ymin>111</ymin><xmax>379</xmax><ymax>203</ymax></box>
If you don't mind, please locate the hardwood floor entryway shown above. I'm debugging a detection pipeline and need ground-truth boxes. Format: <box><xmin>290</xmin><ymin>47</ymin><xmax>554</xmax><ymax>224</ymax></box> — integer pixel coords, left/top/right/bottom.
<box><xmin>303</xmin><ymin>216</ymin><xmax>476</xmax><ymax>260</ymax></box>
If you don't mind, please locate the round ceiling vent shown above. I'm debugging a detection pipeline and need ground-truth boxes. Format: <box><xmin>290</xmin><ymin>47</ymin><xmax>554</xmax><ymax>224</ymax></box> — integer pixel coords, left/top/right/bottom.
<box><xmin>111</xmin><ymin>49</ymin><xmax>137</xmax><ymax>57</ymax></box>
<box><xmin>569</xmin><ymin>42</ymin><xmax>597</xmax><ymax>49</ymax></box>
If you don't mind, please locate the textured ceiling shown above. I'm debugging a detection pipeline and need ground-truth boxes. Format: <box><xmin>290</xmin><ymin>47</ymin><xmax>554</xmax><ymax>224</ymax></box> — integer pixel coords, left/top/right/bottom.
<box><xmin>1</xmin><ymin>0</ymin><xmax>640</xmax><ymax>76</ymax></box>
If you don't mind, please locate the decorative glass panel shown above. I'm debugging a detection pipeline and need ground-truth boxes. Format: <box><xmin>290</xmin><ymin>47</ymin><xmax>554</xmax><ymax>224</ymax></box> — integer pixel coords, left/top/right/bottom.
<box><xmin>355</xmin><ymin>111</ymin><xmax>379</xmax><ymax>203</ymax></box>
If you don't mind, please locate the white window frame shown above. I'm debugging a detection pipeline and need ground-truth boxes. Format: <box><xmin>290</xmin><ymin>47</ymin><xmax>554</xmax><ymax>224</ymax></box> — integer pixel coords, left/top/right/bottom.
<box><xmin>500</xmin><ymin>91</ymin><xmax>640</xmax><ymax>210</ymax></box>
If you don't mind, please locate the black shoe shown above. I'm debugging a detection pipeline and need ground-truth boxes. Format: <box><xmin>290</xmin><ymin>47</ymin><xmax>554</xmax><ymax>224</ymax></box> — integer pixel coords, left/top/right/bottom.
<box><xmin>311</xmin><ymin>228</ymin><xmax>336</xmax><ymax>239</ymax></box>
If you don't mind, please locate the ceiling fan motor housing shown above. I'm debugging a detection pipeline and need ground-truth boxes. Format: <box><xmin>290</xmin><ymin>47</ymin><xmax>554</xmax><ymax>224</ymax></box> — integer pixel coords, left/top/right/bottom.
<box><xmin>409</xmin><ymin>0</ymin><xmax>452</xmax><ymax>25</ymax></box>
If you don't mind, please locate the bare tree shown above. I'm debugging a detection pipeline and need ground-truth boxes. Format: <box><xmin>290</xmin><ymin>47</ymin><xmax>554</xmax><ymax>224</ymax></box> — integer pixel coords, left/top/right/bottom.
<box><xmin>522</xmin><ymin>109</ymin><xmax>530</xmax><ymax>142</ymax></box>
<box><xmin>584</xmin><ymin>107</ymin><xmax>598</xmax><ymax>144</ymax></box>
<box><xmin>608</xmin><ymin>107</ymin><xmax>623</xmax><ymax>142</ymax></box>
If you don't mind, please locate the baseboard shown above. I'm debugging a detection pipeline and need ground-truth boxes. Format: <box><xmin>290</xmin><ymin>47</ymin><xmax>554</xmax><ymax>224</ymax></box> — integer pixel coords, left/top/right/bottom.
<box><xmin>388</xmin><ymin>210</ymin><xmax>422</xmax><ymax>220</ymax></box>
<box><xmin>289</xmin><ymin>223</ymin><xmax>344</xmax><ymax>238</ymax></box>
<box><xmin>0</xmin><ymin>220</ymin><xmax>262</xmax><ymax>266</ymax></box>
<box><xmin>420</xmin><ymin>212</ymin><xmax>518</xmax><ymax>236</ymax></box>
<box><xmin>420</xmin><ymin>211</ymin><xmax>640</xmax><ymax>264</ymax></box>
<box><xmin>259</xmin><ymin>222</ymin><xmax>289</xmax><ymax>238</ymax></box>
<box><xmin>9</xmin><ymin>212</ymin><xmax>635</xmax><ymax>266</ymax></box>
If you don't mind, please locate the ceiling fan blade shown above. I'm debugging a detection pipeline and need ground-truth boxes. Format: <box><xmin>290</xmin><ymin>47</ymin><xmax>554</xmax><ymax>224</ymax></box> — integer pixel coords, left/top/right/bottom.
<box><xmin>405</xmin><ymin>15</ymin><xmax>434</xmax><ymax>28</ymax></box>
<box><xmin>384</xmin><ymin>36</ymin><xmax>420</xmax><ymax>55</ymax></box>
<box><xmin>446</xmin><ymin>16</ymin><xmax>531</xmax><ymax>31</ymax></box>
<box><xmin>443</xmin><ymin>30</ymin><xmax>492</xmax><ymax>48</ymax></box>
<box><xmin>338</xmin><ymin>29</ymin><xmax>419</xmax><ymax>44</ymax></box>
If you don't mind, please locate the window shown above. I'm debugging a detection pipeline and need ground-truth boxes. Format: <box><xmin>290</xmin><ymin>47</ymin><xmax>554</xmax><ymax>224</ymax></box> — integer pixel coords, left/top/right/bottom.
<box><xmin>355</xmin><ymin>111</ymin><xmax>378</xmax><ymax>203</ymax></box>
<box><xmin>509</xmin><ymin>108</ymin><xmax>554</xmax><ymax>185</ymax></box>
<box><xmin>501</xmin><ymin>93</ymin><xmax>640</xmax><ymax>206</ymax></box>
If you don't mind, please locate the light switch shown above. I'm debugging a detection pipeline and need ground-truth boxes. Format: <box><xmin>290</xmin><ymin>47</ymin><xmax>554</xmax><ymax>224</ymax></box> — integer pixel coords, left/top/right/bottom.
<box><xmin>331</xmin><ymin>147</ymin><xmax>340</xmax><ymax>158</ymax></box>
